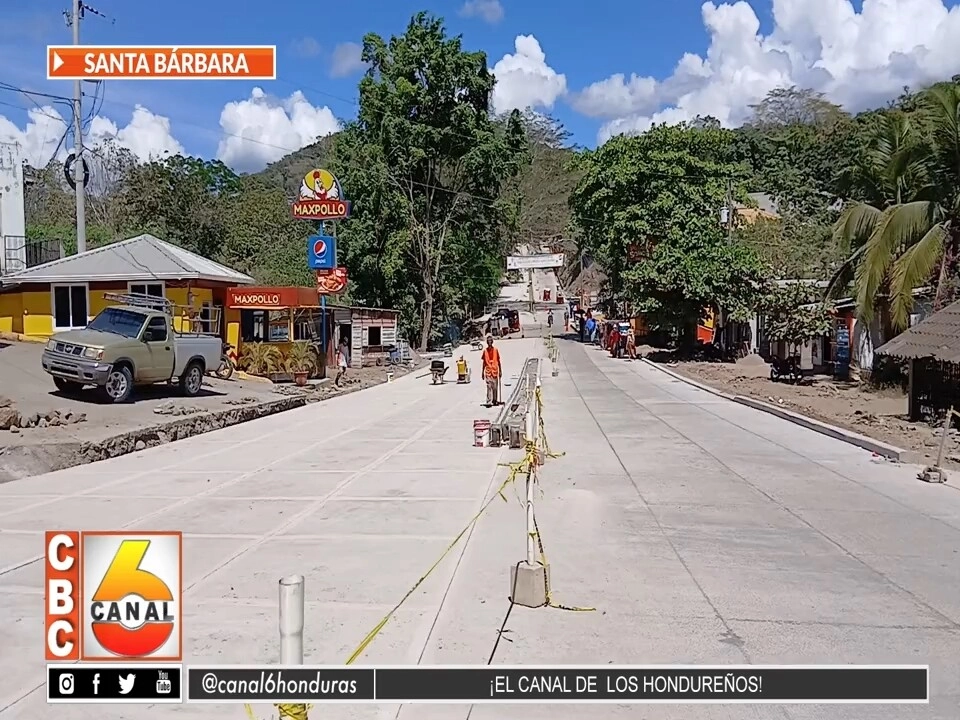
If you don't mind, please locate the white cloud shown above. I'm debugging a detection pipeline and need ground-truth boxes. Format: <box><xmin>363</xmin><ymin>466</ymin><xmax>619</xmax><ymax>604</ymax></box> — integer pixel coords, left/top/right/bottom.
<box><xmin>491</xmin><ymin>35</ymin><xmax>567</xmax><ymax>114</ymax></box>
<box><xmin>330</xmin><ymin>42</ymin><xmax>365</xmax><ymax>78</ymax></box>
<box><xmin>292</xmin><ymin>37</ymin><xmax>322</xmax><ymax>58</ymax></box>
<box><xmin>460</xmin><ymin>0</ymin><xmax>504</xmax><ymax>23</ymax></box>
<box><xmin>88</xmin><ymin>105</ymin><xmax>184</xmax><ymax>160</ymax></box>
<box><xmin>216</xmin><ymin>87</ymin><xmax>340</xmax><ymax>173</ymax></box>
<box><xmin>586</xmin><ymin>0</ymin><xmax>960</xmax><ymax>143</ymax></box>
<box><xmin>0</xmin><ymin>103</ymin><xmax>183</xmax><ymax>168</ymax></box>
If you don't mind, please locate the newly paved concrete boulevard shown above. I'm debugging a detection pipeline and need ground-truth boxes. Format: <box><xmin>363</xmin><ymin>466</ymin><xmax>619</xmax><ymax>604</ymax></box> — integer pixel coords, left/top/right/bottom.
<box><xmin>2</xmin><ymin>329</ymin><xmax>959</xmax><ymax>720</ymax></box>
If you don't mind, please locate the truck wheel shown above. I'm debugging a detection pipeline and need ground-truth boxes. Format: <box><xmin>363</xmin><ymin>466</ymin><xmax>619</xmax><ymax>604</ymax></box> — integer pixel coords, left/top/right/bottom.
<box><xmin>179</xmin><ymin>361</ymin><xmax>204</xmax><ymax>397</ymax></box>
<box><xmin>100</xmin><ymin>366</ymin><xmax>133</xmax><ymax>403</ymax></box>
<box><xmin>53</xmin><ymin>378</ymin><xmax>83</xmax><ymax>395</ymax></box>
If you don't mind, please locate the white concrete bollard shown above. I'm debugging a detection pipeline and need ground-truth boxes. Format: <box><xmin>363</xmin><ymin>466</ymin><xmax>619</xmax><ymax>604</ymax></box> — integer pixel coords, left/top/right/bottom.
<box><xmin>279</xmin><ymin>575</ymin><xmax>305</xmax><ymax>665</ymax></box>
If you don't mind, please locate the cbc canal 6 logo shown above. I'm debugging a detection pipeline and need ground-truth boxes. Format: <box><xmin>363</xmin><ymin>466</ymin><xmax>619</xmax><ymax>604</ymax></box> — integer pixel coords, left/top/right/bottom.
<box><xmin>83</xmin><ymin>533</ymin><xmax>182</xmax><ymax>660</ymax></box>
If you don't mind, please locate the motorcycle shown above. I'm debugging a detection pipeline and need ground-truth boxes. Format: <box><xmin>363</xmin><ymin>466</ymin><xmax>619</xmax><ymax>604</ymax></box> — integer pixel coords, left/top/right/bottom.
<box><xmin>213</xmin><ymin>342</ymin><xmax>236</xmax><ymax>380</ymax></box>
<box><xmin>769</xmin><ymin>355</ymin><xmax>803</xmax><ymax>384</ymax></box>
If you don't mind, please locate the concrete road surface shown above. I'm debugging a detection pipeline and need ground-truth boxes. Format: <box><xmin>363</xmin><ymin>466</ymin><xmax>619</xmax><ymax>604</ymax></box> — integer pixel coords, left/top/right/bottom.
<box><xmin>2</xmin><ymin>332</ymin><xmax>959</xmax><ymax>720</ymax></box>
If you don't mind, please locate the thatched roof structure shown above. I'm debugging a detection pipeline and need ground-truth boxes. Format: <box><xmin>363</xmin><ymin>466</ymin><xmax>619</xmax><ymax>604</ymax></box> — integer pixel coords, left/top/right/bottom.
<box><xmin>875</xmin><ymin>300</ymin><xmax>960</xmax><ymax>364</ymax></box>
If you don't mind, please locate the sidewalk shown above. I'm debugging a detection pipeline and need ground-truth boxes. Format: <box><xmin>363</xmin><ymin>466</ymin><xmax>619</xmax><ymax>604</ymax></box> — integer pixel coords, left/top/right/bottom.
<box><xmin>0</xmin><ymin>337</ymin><xmax>544</xmax><ymax>720</ymax></box>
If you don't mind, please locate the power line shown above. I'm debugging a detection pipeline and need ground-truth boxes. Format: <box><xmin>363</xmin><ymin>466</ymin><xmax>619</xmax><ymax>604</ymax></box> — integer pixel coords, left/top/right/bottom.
<box><xmin>0</xmin><ymin>82</ymin><xmax>798</xmax><ymax>248</ymax></box>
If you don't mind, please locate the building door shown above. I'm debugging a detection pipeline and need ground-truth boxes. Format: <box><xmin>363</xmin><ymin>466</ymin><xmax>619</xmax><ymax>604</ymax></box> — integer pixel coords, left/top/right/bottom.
<box><xmin>141</xmin><ymin>315</ymin><xmax>174</xmax><ymax>382</ymax></box>
<box><xmin>52</xmin><ymin>284</ymin><xmax>89</xmax><ymax>330</ymax></box>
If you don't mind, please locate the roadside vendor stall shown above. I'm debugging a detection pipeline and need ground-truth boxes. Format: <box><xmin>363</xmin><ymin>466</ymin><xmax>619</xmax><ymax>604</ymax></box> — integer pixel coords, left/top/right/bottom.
<box><xmin>225</xmin><ymin>286</ymin><xmax>400</xmax><ymax>375</ymax></box>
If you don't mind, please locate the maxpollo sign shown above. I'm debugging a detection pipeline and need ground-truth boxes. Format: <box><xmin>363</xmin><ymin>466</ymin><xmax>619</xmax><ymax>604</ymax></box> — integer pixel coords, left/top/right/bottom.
<box><xmin>292</xmin><ymin>168</ymin><xmax>351</xmax><ymax>220</ymax></box>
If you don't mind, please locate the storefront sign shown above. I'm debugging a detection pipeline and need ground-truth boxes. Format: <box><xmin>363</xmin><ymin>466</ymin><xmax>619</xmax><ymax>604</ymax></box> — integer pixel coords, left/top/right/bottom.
<box><xmin>227</xmin><ymin>287</ymin><xmax>296</xmax><ymax>308</ymax></box>
<box><xmin>292</xmin><ymin>168</ymin><xmax>351</xmax><ymax>220</ymax></box>
<box><xmin>316</xmin><ymin>267</ymin><xmax>348</xmax><ymax>295</ymax></box>
<box><xmin>307</xmin><ymin>234</ymin><xmax>336</xmax><ymax>270</ymax></box>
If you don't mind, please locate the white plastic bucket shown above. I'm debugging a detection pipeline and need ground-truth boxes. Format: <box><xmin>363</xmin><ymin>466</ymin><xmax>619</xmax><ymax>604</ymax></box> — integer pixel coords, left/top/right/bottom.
<box><xmin>473</xmin><ymin>420</ymin><xmax>491</xmax><ymax>447</ymax></box>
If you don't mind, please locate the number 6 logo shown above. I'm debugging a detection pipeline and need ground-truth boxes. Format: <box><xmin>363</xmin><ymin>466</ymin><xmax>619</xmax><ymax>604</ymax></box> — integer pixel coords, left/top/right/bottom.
<box><xmin>89</xmin><ymin>540</ymin><xmax>176</xmax><ymax>657</ymax></box>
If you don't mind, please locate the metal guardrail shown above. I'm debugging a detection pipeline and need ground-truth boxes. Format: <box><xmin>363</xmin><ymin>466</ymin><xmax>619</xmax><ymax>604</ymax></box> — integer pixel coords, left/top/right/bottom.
<box><xmin>492</xmin><ymin>357</ymin><xmax>541</xmax><ymax>447</ymax></box>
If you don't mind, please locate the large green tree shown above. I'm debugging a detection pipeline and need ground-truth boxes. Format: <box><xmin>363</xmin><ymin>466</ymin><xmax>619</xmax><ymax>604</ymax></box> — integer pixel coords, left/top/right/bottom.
<box><xmin>344</xmin><ymin>12</ymin><xmax>526</xmax><ymax>349</ymax></box>
<box><xmin>570</xmin><ymin>123</ymin><xmax>764</xmax><ymax>342</ymax></box>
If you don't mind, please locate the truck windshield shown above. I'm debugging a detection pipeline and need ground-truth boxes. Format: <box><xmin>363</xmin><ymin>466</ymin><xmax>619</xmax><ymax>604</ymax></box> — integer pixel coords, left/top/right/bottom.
<box><xmin>87</xmin><ymin>308</ymin><xmax>149</xmax><ymax>338</ymax></box>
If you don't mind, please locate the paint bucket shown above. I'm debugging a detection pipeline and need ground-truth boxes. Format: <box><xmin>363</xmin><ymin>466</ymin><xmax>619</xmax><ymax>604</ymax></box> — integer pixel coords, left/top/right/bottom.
<box><xmin>386</xmin><ymin>371</ymin><xmax>394</xmax><ymax>383</ymax></box>
<box><xmin>473</xmin><ymin>419</ymin><xmax>491</xmax><ymax>447</ymax></box>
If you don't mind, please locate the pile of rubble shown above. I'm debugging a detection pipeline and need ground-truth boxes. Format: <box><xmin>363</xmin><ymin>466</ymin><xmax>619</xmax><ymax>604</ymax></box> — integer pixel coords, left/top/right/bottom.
<box><xmin>152</xmin><ymin>401</ymin><xmax>205</xmax><ymax>416</ymax></box>
<box><xmin>0</xmin><ymin>396</ymin><xmax>86</xmax><ymax>433</ymax></box>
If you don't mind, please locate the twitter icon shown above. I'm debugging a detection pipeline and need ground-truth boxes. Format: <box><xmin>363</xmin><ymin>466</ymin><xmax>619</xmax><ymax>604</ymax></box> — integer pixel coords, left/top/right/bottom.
<box><xmin>118</xmin><ymin>674</ymin><xmax>136</xmax><ymax>695</ymax></box>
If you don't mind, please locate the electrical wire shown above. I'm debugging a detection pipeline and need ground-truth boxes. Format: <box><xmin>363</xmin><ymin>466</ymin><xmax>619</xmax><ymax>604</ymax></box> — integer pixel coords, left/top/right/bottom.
<box><xmin>0</xmin><ymin>79</ymin><xmax>805</xmax><ymax>248</ymax></box>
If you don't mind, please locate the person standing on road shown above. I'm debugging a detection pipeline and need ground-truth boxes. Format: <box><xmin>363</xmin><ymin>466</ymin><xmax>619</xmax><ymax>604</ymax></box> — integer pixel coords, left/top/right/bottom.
<box><xmin>585</xmin><ymin>315</ymin><xmax>596</xmax><ymax>344</ymax></box>
<box><xmin>626</xmin><ymin>327</ymin><xmax>637</xmax><ymax>360</ymax></box>
<box><xmin>335</xmin><ymin>341</ymin><xmax>349</xmax><ymax>385</ymax></box>
<box><xmin>564</xmin><ymin>309</ymin><xmax>569</xmax><ymax>331</ymax></box>
<box><xmin>547</xmin><ymin>310</ymin><xmax>554</xmax><ymax>329</ymax></box>
<box><xmin>482</xmin><ymin>335</ymin><xmax>502</xmax><ymax>407</ymax></box>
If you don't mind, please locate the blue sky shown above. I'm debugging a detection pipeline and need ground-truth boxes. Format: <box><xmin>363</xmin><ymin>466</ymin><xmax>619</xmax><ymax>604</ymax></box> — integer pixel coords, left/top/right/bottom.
<box><xmin>1</xmin><ymin>0</ymin><xmax>959</xmax><ymax>171</ymax></box>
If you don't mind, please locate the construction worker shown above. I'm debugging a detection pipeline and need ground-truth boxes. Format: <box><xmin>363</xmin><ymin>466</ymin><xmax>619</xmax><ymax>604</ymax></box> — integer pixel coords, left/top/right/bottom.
<box><xmin>482</xmin><ymin>335</ymin><xmax>502</xmax><ymax>407</ymax></box>
<box><xmin>456</xmin><ymin>355</ymin><xmax>470</xmax><ymax>383</ymax></box>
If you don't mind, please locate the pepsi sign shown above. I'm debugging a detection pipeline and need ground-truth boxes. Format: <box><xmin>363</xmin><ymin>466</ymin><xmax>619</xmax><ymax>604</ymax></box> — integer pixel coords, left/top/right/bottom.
<box><xmin>307</xmin><ymin>234</ymin><xmax>336</xmax><ymax>270</ymax></box>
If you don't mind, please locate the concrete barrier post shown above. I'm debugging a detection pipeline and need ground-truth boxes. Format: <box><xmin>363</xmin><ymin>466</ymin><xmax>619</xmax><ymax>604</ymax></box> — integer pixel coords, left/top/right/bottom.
<box><xmin>279</xmin><ymin>575</ymin><xmax>304</xmax><ymax>664</ymax></box>
<box><xmin>510</xmin><ymin>372</ymin><xmax>549</xmax><ymax>608</ymax></box>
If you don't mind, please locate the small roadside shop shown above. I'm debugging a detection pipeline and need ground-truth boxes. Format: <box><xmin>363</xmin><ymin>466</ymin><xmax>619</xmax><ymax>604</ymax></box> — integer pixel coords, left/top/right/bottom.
<box><xmin>225</xmin><ymin>286</ymin><xmax>399</xmax><ymax>372</ymax></box>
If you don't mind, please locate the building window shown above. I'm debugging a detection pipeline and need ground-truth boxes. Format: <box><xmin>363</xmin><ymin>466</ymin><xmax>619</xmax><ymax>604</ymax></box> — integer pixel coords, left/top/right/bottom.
<box><xmin>240</xmin><ymin>310</ymin><xmax>268</xmax><ymax>342</ymax></box>
<box><xmin>52</xmin><ymin>284</ymin><xmax>89</xmax><ymax>330</ymax></box>
<box><xmin>367</xmin><ymin>326</ymin><xmax>382</xmax><ymax>347</ymax></box>
<box><xmin>129</xmin><ymin>282</ymin><xmax>164</xmax><ymax>298</ymax></box>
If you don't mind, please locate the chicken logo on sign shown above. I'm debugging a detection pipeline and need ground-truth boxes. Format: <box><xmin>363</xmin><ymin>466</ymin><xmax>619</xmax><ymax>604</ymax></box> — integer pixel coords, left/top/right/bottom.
<box><xmin>292</xmin><ymin>169</ymin><xmax>351</xmax><ymax>220</ymax></box>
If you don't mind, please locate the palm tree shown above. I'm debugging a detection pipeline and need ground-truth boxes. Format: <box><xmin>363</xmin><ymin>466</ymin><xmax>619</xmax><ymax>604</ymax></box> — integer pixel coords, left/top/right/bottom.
<box><xmin>829</xmin><ymin>82</ymin><xmax>960</xmax><ymax>331</ymax></box>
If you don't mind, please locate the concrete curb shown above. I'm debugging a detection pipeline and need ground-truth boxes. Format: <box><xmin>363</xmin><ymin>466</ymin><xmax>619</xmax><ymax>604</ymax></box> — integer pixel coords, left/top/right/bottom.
<box><xmin>639</xmin><ymin>358</ymin><xmax>735</xmax><ymax>400</ymax></box>
<box><xmin>0</xmin><ymin>396</ymin><xmax>307</xmax><ymax>482</ymax></box>
<box><xmin>641</xmin><ymin>358</ymin><xmax>916</xmax><ymax>463</ymax></box>
<box><xmin>0</xmin><ymin>332</ymin><xmax>46</xmax><ymax>344</ymax></box>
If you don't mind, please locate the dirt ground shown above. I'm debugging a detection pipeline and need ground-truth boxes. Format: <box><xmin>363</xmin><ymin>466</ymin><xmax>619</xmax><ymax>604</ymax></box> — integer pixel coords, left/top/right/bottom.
<box><xmin>642</xmin><ymin>350</ymin><xmax>958</xmax><ymax>467</ymax></box>
<box><xmin>0</xmin><ymin>340</ymin><xmax>425</xmax><ymax>480</ymax></box>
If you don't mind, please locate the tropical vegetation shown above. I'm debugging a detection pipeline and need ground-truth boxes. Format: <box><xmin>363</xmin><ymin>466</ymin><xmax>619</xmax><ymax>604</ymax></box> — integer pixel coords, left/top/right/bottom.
<box><xmin>18</xmin><ymin>11</ymin><xmax>960</xmax><ymax>359</ymax></box>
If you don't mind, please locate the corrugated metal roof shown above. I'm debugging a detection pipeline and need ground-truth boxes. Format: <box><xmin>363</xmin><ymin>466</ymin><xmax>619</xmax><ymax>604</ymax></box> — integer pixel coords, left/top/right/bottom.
<box><xmin>0</xmin><ymin>234</ymin><xmax>255</xmax><ymax>285</ymax></box>
<box><xmin>875</xmin><ymin>300</ymin><xmax>960</xmax><ymax>363</ymax></box>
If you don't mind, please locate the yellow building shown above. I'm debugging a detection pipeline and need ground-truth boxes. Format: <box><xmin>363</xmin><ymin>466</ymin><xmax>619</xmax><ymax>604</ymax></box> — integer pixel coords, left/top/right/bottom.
<box><xmin>0</xmin><ymin>233</ymin><xmax>255</xmax><ymax>340</ymax></box>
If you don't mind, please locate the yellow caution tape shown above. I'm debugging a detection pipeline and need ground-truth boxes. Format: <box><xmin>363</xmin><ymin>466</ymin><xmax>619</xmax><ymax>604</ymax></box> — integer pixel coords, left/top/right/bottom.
<box><xmin>245</xmin><ymin>380</ymin><xmax>587</xmax><ymax>720</ymax></box>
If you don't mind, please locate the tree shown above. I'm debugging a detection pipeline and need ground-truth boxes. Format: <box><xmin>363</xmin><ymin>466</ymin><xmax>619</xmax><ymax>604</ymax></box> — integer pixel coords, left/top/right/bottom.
<box><xmin>351</xmin><ymin>12</ymin><xmax>527</xmax><ymax>349</ymax></box>
<box><xmin>119</xmin><ymin>155</ymin><xmax>239</xmax><ymax>258</ymax></box>
<box><xmin>503</xmin><ymin>112</ymin><xmax>580</xmax><ymax>247</ymax></box>
<box><xmin>85</xmin><ymin>139</ymin><xmax>137</xmax><ymax>234</ymax></box>
<box><xmin>832</xmin><ymin>82</ymin><xmax>960</xmax><ymax>330</ymax></box>
<box><xmin>760</xmin><ymin>281</ymin><xmax>834</xmax><ymax>353</ymax></box>
<box><xmin>570</xmin><ymin>123</ymin><xmax>765</xmax><ymax>343</ymax></box>
<box><xmin>747</xmin><ymin>87</ymin><xmax>846</xmax><ymax>129</ymax></box>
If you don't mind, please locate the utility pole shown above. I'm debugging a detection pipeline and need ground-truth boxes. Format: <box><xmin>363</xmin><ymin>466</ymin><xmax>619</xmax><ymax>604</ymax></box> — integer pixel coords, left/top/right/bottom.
<box><xmin>68</xmin><ymin>0</ymin><xmax>86</xmax><ymax>254</ymax></box>
<box><xmin>725</xmin><ymin>178</ymin><xmax>734</xmax><ymax>244</ymax></box>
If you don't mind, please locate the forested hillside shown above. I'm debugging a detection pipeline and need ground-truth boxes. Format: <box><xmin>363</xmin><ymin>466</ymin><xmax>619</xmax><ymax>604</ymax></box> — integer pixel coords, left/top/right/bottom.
<box><xmin>20</xmin><ymin>11</ymin><xmax>960</xmax><ymax>350</ymax></box>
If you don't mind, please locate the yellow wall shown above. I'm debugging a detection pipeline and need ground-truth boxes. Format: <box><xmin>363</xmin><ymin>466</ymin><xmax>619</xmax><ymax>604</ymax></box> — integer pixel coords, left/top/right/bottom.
<box><xmin>0</xmin><ymin>292</ymin><xmax>23</xmax><ymax>334</ymax></box>
<box><xmin>22</xmin><ymin>290</ymin><xmax>53</xmax><ymax>337</ymax></box>
<box><xmin>6</xmin><ymin>283</ymin><xmax>219</xmax><ymax>340</ymax></box>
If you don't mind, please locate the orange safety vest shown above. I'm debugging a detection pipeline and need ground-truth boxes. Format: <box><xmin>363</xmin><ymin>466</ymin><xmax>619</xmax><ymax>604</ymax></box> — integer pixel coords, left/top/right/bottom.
<box><xmin>482</xmin><ymin>347</ymin><xmax>501</xmax><ymax>378</ymax></box>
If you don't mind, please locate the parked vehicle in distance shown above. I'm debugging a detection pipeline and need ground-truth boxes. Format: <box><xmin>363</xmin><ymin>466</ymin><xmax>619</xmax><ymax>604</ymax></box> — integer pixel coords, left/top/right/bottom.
<box><xmin>41</xmin><ymin>292</ymin><xmax>223</xmax><ymax>403</ymax></box>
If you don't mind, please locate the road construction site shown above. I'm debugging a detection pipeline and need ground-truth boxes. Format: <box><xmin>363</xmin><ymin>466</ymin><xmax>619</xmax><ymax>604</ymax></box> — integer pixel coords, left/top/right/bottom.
<box><xmin>1</xmin><ymin>274</ymin><xmax>959</xmax><ymax>719</ymax></box>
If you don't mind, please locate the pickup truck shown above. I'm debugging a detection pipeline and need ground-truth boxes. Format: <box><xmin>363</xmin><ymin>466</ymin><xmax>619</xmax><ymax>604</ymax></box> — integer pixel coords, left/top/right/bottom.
<box><xmin>41</xmin><ymin>303</ymin><xmax>223</xmax><ymax>403</ymax></box>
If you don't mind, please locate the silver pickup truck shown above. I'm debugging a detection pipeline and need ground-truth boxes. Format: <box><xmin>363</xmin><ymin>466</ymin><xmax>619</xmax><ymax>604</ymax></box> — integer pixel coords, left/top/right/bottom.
<box><xmin>41</xmin><ymin>296</ymin><xmax>223</xmax><ymax>403</ymax></box>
